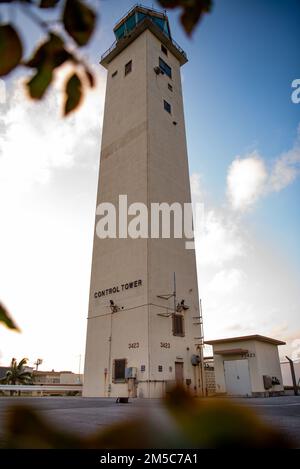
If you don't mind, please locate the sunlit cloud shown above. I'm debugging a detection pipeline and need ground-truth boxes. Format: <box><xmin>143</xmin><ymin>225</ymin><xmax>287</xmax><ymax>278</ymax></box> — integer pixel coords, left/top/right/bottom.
<box><xmin>226</xmin><ymin>152</ymin><xmax>267</xmax><ymax>211</ymax></box>
<box><xmin>226</xmin><ymin>124</ymin><xmax>300</xmax><ymax>211</ymax></box>
<box><xmin>0</xmin><ymin>72</ymin><xmax>106</xmax><ymax>371</ymax></box>
<box><xmin>191</xmin><ymin>170</ymin><xmax>300</xmax><ymax>356</ymax></box>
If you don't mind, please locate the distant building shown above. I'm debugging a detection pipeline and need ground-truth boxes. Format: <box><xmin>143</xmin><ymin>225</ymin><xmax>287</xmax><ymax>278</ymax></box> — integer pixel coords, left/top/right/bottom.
<box><xmin>281</xmin><ymin>360</ymin><xmax>300</xmax><ymax>387</ymax></box>
<box><xmin>205</xmin><ymin>335</ymin><xmax>285</xmax><ymax>397</ymax></box>
<box><xmin>33</xmin><ymin>370</ymin><xmax>83</xmax><ymax>385</ymax></box>
<box><xmin>203</xmin><ymin>357</ymin><xmax>216</xmax><ymax>395</ymax></box>
<box><xmin>0</xmin><ymin>366</ymin><xmax>9</xmax><ymax>380</ymax></box>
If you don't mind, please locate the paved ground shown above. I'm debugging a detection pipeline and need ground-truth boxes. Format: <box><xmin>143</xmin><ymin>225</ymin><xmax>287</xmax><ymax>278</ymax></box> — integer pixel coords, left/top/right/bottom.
<box><xmin>0</xmin><ymin>395</ymin><xmax>299</xmax><ymax>447</ymax></box>
<box><xmin>237</xmin><ymin>395</ymin><xmax>300</xmax><ymax>446</ymax></box>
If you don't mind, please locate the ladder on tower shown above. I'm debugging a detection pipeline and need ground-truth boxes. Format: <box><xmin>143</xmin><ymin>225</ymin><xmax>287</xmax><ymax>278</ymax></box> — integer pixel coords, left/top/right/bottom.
<box><xmin>193</xmin><ymin>299</ymin><xmax>204</xmax><ymax>347</ymax></box>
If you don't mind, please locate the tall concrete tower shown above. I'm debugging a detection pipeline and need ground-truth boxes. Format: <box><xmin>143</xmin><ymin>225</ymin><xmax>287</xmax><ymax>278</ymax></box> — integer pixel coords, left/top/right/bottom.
<box><xmin>83</xmin><ymin>5</ymin><xmax>204</xmax><ymax>398</ymax></box>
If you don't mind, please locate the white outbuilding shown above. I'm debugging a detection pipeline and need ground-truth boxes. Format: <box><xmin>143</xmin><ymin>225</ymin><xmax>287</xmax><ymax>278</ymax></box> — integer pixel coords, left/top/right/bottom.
<box><xmin>205</xmin><ymin>335</ymin><xmax>285</xmax><ymax>397</ymax></box>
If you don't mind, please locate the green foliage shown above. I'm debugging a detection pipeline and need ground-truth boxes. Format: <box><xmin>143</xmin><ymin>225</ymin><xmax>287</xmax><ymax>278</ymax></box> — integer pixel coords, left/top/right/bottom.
<box><xmin>64</xmin><ymin>72</ymin><xmax>82</xmax><ymax>115</ymax></box>
<box><xmin>157</xmin><ymin>0</ymin><xmax>212</xmax><ymax>35</ymax></box>
<box><xmin>39</xmin><ymin>0</ymin><xmax>60</xmax><ymax>8</ymax></box>
<box><xmin>63</xmin><ymin>0</ymin><xmax>96</xmax><ymax>47</ymax></box>
<box><xmin>0</xmin><ymin>358</ymin><xmax>32</xmax><ymax>385</ymax></box>
<box><xmin>0</xmin><ymin>24</ymin><xmax>23</xmax><ymax>76</ymax></box>
<box><xmin>25</xmin><ymin>33</ymin><xmax>73</xmax><ymax>99</ymax></box>
<box><xmin>0</xmin><ymin>0</ymin><xmax>96</xmax><ymax>114</ymax></box>
<box><xmin>0</xmin><ymin>1</ymin><xmax>212</xmax><ymax>115</ymax></box>
<box><xmin>0</xmin><ymin>303</ymin><xmax>19</xmax><ymax>331</ymax></box>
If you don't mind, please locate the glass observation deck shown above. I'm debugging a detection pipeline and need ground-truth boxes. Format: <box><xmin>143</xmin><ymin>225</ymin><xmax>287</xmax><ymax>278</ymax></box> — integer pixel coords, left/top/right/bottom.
<box><xmin>101</xmin><ymin>4</ymin><xmax>187</xmax><ymax>66</ymax></box>
<box><xmin>114</xmin><ymin>4</ymin><xmax>171</xmax><ymax>41</ymax></box>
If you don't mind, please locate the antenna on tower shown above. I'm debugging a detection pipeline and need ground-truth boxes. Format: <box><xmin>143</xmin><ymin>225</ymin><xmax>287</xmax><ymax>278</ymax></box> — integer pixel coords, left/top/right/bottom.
<box><xmin>157</xmin><ymin>272</ymin><xmax>177</xmax><ymax>313</ymax></box>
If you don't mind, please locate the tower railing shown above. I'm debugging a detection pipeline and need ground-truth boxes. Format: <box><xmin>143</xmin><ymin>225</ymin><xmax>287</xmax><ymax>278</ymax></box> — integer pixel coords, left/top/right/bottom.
<box><xmin>101</xmin><ymin>11</ymin><xmax>187</xmax><ymax>63</ymax></box>
<box><xmin>113</xmin><ymin>3</ymin><xmax>168</xmax><ymax>29</ymax></box>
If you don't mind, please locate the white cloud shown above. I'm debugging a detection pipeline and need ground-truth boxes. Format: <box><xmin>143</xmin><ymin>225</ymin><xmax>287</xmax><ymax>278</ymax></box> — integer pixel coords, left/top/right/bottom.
<box><xmin>191</xmin><ymin>173</ymin><xmax>246</xmax><ymax>268</ymax></box>
<box><xmin>226</xmin><ymin>125</ymin><xmax>300</xmax><ymax>211</ymax></box>
<box><xmin>0</xmin><ymin>68</ymin><xmax>106</xmax><ymax>202</ymax></box>
<box><xmin>190</xmin><ymin>173</ymin><xmax>300</xmax><ymax>355</ymax></box>
<box><xmin>195</xmin><ymin>209</ymin><xmax>246</xmax><ymax>267</ymax></box>
<box><xmin>226</xmin><ymin>152</ymin><xmax>267</xmax><ymax>211</ymax></box>
<box><xmin>190</xmin><ymin>172</ymin><xmax>203</xmax><ymax>198</ymax></box>
<box><xmin>0</xmin><ymin>72</ymin><xmax>106</xmax><ymax>371</ymax></box>
<box><xmin>208</xmin><ymin>268</ymin><xmax>246</xmax><ymax>295</ymax></box>
<box><xmin>269</xmin><ymin>146</ymin><xmax>300</xmax><ymax>191</ymax></box>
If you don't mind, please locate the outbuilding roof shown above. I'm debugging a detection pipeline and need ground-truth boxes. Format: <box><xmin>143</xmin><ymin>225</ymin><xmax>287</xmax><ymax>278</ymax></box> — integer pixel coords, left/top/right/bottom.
<box><xmin>205</xmin><ymin>334</ymin><xmax>286</xmax><ymax>346</ymax></box>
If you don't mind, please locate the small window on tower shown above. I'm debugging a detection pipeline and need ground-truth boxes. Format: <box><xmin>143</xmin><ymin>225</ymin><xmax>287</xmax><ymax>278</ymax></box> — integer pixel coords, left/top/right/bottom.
<box><xmin>158</xmin><ymin>365</ymin><xmax>163</xmax><ymax>372</ymax></box>
<box><xmin>125</xmin><ymin>60</ymin><xmax>132</xmax><ymax>76</ymax></box>
<box><xmin>112</xmin><ymin>70</ymin><xmax>118</xmax><ymax>78</ymax></box>
<box><xmin>173</xmin><ymin>314</ymin><xmax>184</xmax><ymax>337</ymax></box>
<box><xmin>161</xmin><ymin>44</ymin><xmax>168</xmax><ymax>56</ymax></box>
<box><xmin>164</xmin><ymin>100</ymin><xmax>171</xmax><ymax>114</ymax></box>
<box><xmin>113</xmin><ymin>359</ymin><xmax>126</xmax><ymax>381</ymax></box>
<box><xmin>168</xmin><ymin>83</ymin><xmax>173</xmax><ymax>92</ymax></box>
<box><xmin>159</xmin><ymin>57</ymin><xmax>172</xmax><ymax>78</ymax></box>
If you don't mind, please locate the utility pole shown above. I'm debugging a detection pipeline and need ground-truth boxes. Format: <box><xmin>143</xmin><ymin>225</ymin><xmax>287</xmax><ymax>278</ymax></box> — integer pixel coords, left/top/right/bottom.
<box><xmin>34</xmin><ymin>358</ymin><xmax>43</xmax><ymax>371</ymax></box>
<box><xmin>78</xmin><ymin>354</ymin><xmax>82</xmax><ymax>383</ymax></box>
<box><xmin>286</xmin><ymin>356</ymin><xmax>298</xmax><ymax>396</ymax></box>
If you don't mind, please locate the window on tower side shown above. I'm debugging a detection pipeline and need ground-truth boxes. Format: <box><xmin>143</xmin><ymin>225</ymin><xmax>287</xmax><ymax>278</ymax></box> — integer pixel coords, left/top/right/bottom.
<box><xmin>164</xmin><ymin>100</ymin><xmax>171</xmax><ymax>114</ymax></box>
<box><xmin>159</xmin><ymin>57</ymin><xmax>172</xmax><ymax>78</ymax></box>
<box><xmin>161</xmin><ymin>44</ymin><xmax>168</xmax><ymax>56</ymax></box>
<box><xmin>113</xmin><ymin>359</ymin><xmax>126</xmax><ymax>381</ymax></box>
<box><xmin>125</xmin><ymin>60</ymin><xmax>132</xmax><ymax>76</ymax></box>
<box><xmin>173</xmin><ymin>314</ymin><xmax>184</xmax><ymax>337</ymax></box>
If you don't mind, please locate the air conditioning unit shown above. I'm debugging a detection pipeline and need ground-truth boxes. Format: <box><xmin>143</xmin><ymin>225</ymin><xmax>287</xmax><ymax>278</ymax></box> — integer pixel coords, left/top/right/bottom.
<box><xmin>125</xmin><ymin>367</ymin><xmax>137</xmax><ymax>379</ymax></box>
<box><xmin>191</xmin><ymin>354</ymin><xmax>200</xmax><ymax>366</ymax></box>
<box><xmin>272</xmin><ymin>376</ymin><xmax>281</xmax><ymax>385</ymax></box>
<box><xmin>263</xmin><ymin>375</ymin><xmax>272</xmax><ymax>390</ymax></box>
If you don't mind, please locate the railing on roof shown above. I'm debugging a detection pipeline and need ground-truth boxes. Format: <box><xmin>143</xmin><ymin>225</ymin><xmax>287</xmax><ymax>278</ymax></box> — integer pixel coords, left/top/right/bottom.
<box><xmin>0</xmin><ymin>384</ymin><xmax>82</xmax><ymax>392</ymax></box>
<box><xmin>101</xmin><ymin>19</ymin><xmax>187</xmax><ymax>63</ymax></box>
<box><xmin>113</xmin><ymin>3</ymin><xmax>167</xmax><ymax>29</ymax></box>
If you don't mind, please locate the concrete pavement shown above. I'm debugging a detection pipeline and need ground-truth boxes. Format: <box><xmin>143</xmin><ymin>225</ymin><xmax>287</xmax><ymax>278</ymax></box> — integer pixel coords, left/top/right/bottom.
<box><xmin>0</xmin><ymin>395</ymin><xmax>299</xmax><ymax>447</ymax></box>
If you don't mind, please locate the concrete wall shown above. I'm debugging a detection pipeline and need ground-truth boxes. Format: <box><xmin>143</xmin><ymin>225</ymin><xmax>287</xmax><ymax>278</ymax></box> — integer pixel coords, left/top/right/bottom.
<box><xmin>204</xmin><ymin>368</ymin><xmax>216</xmax><ymax>395</ymax></box>
<box><xmin>212</xmin><ymin>340</ymin><xmax>284</xmax><ymax>396</ymax></box>
<box><xmin>60</xmin><ymin>373</ymin><xmax>83</xmax><ymax>385</ymax></box>
<box><xmin>212</xmin><ymin>340</ymin><xmax>257</xmax><ymax>395</ymax></box>
<box><xmin>83</xmin><ymin>27</ymin><xmax>203</xmax><ymax>397</ymax></box>
<box><xmin>281</xmin><ymin>361</ymin><xmax>300</xmax><ymax>387</ymax></box>
<box><xmin>255</xmin><ymin>341</ymin><xmax>284</xmax><ymax>393</ymax></box>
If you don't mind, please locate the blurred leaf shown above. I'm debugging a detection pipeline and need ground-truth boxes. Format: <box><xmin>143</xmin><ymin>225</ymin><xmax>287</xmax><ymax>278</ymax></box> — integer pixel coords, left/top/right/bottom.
<box><xmin>0</xmin><ymin>303</ymin><xmax>20</xmax><ymax>331</ymax></box>
<box><xmin>84</xmin><ymin>66</ymin><xmax>95</xmax><ymax>87</ymax></box>
<box><xmin>164</xmin><ymin>385</ymin><xmax>293</xmax><ymax>448</ymax></box>
<box><xmin>2</xmin><ymin>388</ymin><xmax>294</xmax><ymax>449</ymax></box>
<box><xmin>158</xmin><ymin>0</ymin><xmax>212</xmax><ymax>35</ymax></box>
<box><xmin>4</xmin><ymin>406</ymin><xmax>84</xmax><ymax>449</ymax></box>
<box><xmin>63</xmin><ymin>0</ymin><xmax>96</xmax><ymax>46</ymax></box>
<box><xmin>27</xmin><ymin>64</ymin><xmax>53</xmax><ymax>99</ymax></box>
<box><xmin>64</xmin><ymin>73</ymin><xmax>82</xmax><ymax>115</ymax></box>
<box><xmin>0</xmin><ymin>24</ymin><xmax>23</xmax><ymax>76</ymax></box>
<box><xmin>39</xmin><ymin>0</ymin><xmax>60</xmax><ymax>7</ymax></box>
<box><xmin>25</xmin><ymin>33</ymin><xmax>71</xmax><ymax>69</ymax></box>
<box><xmin>25</xmin><ymin>33</ymin><xmax>73</xmax><ymax>99</ymax></box>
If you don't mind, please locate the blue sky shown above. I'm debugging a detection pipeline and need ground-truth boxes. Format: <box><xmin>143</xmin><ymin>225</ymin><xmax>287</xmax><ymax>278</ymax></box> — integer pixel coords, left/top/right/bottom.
<box><xmin>0</xmin><ymin>0</ymin><xmax>299</xmax><ymax>370</ymax></box>
<box><xmin>85</xmin><ymin>0</ymin><xmax>300</xmax><ymax>268</ymax></box>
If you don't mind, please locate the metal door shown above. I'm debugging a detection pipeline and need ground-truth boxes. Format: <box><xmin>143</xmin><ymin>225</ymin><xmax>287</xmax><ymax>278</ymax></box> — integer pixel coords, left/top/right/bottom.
<box><xmin>224</xmin><ymin>359</ymin><xmax>251</xmax><ymax>396</ymax></box>
<box><xmin>175</xmin><ymin>362</ymin><xmax>184</xmax><ymax>384</ymax></box>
